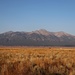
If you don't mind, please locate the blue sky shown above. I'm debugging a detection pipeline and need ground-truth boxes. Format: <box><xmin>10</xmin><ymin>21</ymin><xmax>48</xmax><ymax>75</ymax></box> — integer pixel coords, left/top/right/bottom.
<box><xmin>0</xmin><ymin>0</ymin><xmax>75</xmax><ymax>34</ymax></box>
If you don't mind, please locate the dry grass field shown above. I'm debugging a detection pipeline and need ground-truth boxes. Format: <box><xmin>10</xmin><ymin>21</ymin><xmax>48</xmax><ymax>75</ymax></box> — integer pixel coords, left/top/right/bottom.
<box><xmin>0</xmin><ymin>46</ymin><xmax>75</xmax><ymax>75</ymax></box>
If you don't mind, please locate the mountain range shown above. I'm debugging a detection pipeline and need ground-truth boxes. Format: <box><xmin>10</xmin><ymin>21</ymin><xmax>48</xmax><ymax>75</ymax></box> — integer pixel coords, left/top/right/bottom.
<box><xmin>0</xmin><ymin>29</ymin><xmax>75</xmax><ymax>46</ymax></box>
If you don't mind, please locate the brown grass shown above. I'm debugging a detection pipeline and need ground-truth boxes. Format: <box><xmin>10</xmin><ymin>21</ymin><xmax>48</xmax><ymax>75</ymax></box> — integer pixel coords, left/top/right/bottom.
<box><xmin>0</xmin><ymin>46</ymin><xmax>75</xmax><ymax>75</ymax></box>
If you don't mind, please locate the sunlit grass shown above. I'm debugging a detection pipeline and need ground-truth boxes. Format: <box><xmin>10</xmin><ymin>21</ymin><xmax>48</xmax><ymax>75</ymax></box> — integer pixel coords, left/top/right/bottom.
<box><xmin>0</xmin><ymin>46</ymin><xmax>75</xmax><ymax>75</ymax></box>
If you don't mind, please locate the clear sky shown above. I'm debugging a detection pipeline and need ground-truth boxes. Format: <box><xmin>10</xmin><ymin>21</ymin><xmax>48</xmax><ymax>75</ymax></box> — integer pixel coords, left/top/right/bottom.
<box><xmin>0</xmin><ymin>0</ymin><xmax>75</xmax><ymax>35</ymax></box>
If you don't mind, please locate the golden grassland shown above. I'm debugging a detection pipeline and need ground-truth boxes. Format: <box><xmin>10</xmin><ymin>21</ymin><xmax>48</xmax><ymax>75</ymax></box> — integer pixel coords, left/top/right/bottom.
<box><xmin>0</xmin><ymin>46</ymin><xmax>75</xmax><ymax>75</ymax></box>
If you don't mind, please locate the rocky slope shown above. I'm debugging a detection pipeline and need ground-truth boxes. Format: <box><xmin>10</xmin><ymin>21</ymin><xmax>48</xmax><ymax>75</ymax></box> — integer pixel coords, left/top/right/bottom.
<box><xmin>0</xmin><ymin>29</ymin><xmax>75</xmax><ymax>46</ymax></box>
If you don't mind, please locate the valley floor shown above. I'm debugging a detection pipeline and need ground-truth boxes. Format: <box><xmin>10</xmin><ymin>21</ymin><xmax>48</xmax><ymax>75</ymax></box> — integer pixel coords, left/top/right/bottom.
<box><xmin>0</xmin><ymin>46</ymin><xmax>75</xmax><ymax>75</ymax></box>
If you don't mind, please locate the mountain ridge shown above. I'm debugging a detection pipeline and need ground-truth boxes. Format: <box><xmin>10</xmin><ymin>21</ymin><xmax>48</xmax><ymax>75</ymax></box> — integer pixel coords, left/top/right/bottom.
<box><xmin>0</xmin><ymin>29</ymin><xmax>75</xmax><ymax>46</ymax></box>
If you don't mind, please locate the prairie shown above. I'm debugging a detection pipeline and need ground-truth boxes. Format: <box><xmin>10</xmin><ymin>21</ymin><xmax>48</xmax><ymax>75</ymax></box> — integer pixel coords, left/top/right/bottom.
<box><xmin>0</xmin><ymin>46</ymin><xmax>75</xmax><ymax>75</ymax></box>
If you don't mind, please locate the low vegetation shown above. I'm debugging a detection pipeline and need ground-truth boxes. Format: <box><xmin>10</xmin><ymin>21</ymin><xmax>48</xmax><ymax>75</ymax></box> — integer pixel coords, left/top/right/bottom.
<box><xmin>0</xmin><ymin>46</ymin><xmax>75</xmax><ymax>75</ymax></box>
